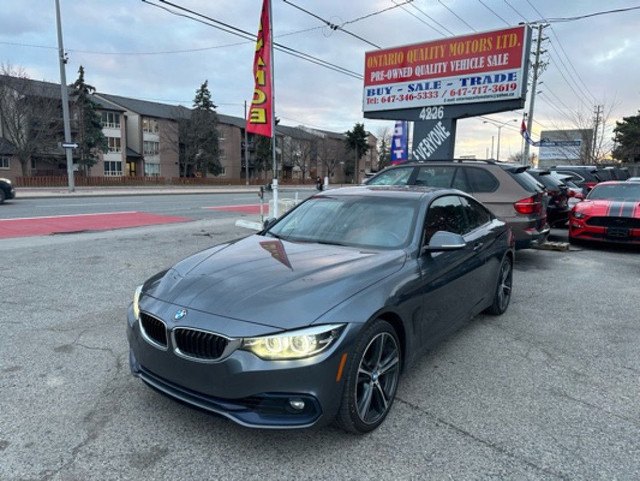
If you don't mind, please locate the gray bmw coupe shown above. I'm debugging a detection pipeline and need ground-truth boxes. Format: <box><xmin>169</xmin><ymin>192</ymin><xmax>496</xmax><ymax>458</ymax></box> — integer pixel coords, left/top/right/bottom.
<box><xmin>127</xmin><ymin>186</ymin><xmax>514</xmax><ymax>433</ymax></box>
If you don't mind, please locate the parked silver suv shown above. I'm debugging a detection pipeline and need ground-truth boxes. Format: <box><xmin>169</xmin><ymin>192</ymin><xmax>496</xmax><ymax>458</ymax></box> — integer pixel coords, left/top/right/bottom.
<box><xmin>365</xmin><ymin>160</ymin><xmax>549</xmax><ymax>249</ymax></box>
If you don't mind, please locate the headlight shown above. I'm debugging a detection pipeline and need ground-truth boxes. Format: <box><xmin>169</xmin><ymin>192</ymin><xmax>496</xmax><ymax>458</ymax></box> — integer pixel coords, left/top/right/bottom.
<box><xmin>241</xmin><ymin>324</ymin><xmax>344</xmax><ymax>360</ymax></box>
<box><xmin>572</xmin><ymin>211</ymin><xmax>587</xmax><ymax>219</ymax></box>
<box><xmin>132</xmin><ymin>285</ymin><xmax>143</xmax><ymax>320</ymax></box>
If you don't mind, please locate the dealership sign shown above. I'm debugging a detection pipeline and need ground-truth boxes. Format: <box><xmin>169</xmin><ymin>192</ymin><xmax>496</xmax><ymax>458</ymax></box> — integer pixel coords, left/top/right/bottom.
<box><xmin>363</xmin><ymin>26</ymin><xmax>529</xmax><ymax>112</ymax></box>
<box><xmin>538</xmin><ymin>139</ymin><xmax>582</xmax><ymax>161</ymax></box>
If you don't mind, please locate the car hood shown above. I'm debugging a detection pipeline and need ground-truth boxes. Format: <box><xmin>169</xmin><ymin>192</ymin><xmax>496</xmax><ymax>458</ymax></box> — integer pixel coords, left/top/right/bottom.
<box><xmin>574</xmin><ymin>199</ymin><xmax>640</xmax><ymax>217</ymax></box>
<box><xmin>144</xmin><ymin>235</ymin><xmax>406</xmax><ymax>329</ymax></box>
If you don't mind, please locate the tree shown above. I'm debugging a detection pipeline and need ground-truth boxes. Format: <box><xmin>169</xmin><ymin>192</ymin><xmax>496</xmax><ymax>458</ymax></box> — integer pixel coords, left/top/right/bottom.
<box><xmin>376</xmin><ymin>127</ymin><xmax>392</xmax><ymax>171</ymax></box>
<box><xmin>69</xmin><ymin>66</ymin><xmax>107</xmax><ymax>175</ymax></box>
<box><xmin>317</xmin><ymin>135</ymin><xmax>342</xmax><ymax>180</ymax></box>
<box><xmin>180</xmin><ymin>81</ymin><xmax>221</xmax><ymax>177</ymax></box>
<box><xmin>344</xmin><ymin>123</ymin><xmax>370</xmax><ymax>183</ymax></box>
<box><xmin>282</xmin><ymin>135</ymin><xmax>316</xmax><ymax>182</ymax></box>
<box><xmin>0</xmin><ymin>65</ymin><xmax>61</xmax><ymax>176</ymax></box>
<box><xmin>612</xmin><ymin>111</ymin><xmax>640</xmax><ymax>163</ymax></box>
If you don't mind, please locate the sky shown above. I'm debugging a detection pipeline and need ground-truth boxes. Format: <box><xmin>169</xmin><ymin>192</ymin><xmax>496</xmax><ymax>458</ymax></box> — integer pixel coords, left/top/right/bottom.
<box><xmin>1</xmin><ymin>0</ymin><xmax>639</xmax><ymax>161</ymax></box>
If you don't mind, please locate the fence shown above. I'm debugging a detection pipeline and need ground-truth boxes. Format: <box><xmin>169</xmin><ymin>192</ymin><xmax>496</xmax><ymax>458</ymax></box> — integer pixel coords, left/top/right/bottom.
<box><xmin>15</xmin><ymin>176</ymin><xmax>315</xmax><ymax>188</ymax></box>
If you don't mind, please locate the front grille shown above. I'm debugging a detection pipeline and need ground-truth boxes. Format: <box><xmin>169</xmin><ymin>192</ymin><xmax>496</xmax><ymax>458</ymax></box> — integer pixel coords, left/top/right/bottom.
<box><xmin>173</xmin><ymin>328</ymin><xmax>229</xmax><ymax>360</ymax></box>
<box><xmin>586</xmin><ymin>217</ymin><xmax>640</xmax><ymax>228</ymax></box>
<box><xmin>140</xmin><ymin>313</ymin><xmax>168</xmax><ymax>348</ymax></box>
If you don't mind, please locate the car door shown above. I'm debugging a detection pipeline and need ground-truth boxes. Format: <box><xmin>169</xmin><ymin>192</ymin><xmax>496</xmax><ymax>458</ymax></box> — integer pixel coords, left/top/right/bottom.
<box><xmin>458</xmin><ymin>196</ymin><xmax>500</xmax><ymax>310</ymax></box>
<box><xmin>417</xmin><ymin>195</ymin><xmax>483</xmax><ymax>346</ymax></box>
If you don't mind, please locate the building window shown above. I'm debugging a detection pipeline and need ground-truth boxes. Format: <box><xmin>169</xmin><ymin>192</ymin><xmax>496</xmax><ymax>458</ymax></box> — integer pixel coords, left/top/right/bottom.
<box><xmin>107</xmin><ymin>137</ymin><xmax>122</xmax><ymax>153</ymax></box>
<box><xmin>145</xmin><ymin>162</ymin><xmax>160</xmax><ymax>176</ymax></box>
<box><xmin>143</xmin><ymin>141</ymin><xmax>160</xmax><ymax>156</ymax></box>
<box><xmin>143</xmin><ymin>118</ymin><xmax>159</xmax><ymax>134</ymax></box>
<box><xmin>104</xmin><ymin>161</ymin><xmax>123</xmax><ymax>176</ymax></box>
<box><xmin>0</xmin><ymin>157</ymin><xmax>9</xmax><ymax>169</ymax></box>
<box><xmin>101</xmin><ymin>112</ymin><xmax>121</xmax><ymax>129</ymax></box>
<box><xmin>219</xmin><ymin>167</ymin><xmax>226</xmax><ymax>176</ymax></box>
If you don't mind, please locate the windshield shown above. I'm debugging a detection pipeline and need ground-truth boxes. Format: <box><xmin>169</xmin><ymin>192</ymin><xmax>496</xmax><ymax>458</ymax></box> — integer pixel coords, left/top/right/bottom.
<box><xmin>587</xmin><ymin>183</ymin><xmax>640</xmax><ymax>201</ymax></box>
<box><xmin>267</xmin><ymin>195</ymin><xmax>418</xmax><ymax>249</ymax></box>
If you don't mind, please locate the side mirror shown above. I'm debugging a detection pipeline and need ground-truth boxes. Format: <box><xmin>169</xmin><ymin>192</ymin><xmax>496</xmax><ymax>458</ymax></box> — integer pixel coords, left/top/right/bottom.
<box><xmin>263</xmin><ymin>217</ymin><xmax>277</xmax><ymax>229</ymax></box>
<box><xmin>423</xmin><ymin>231</ymin><xmax>467</xmax><ymax>252</ymax></box>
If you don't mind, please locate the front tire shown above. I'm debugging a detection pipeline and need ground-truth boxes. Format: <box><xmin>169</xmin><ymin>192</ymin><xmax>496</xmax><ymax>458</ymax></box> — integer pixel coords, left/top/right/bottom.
<box><xmin>335</xmin><ymin>319</ymin><xmax>401</xmax><ymax>434</ymax></box>
<box><xmin>484</xmin><ymin>255</ymin><xmax>513</xmax><ymax>315</ymax></box>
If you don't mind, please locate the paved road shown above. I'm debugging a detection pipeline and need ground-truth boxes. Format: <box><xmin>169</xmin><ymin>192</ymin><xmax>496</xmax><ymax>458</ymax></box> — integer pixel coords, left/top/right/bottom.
<box><xmin>1</xmin><ymin>217</ymin><xmax>638</xmax><ymax>480</ymax></box>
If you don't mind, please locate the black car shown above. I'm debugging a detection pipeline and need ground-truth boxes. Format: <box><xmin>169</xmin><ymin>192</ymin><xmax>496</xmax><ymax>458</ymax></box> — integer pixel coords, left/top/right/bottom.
<box><xmin>550</xmin><ymin>165</ymin><xmax>605</xmax><ymax>194</ymax></box>
<box><xmin>0</xmin><ymin>177</ymin><xmax>15</xmax><ymax>204</ymax></box>
<box><xmin>528</xmin><ymin>169</ymin><xmax>571</xmax><ymax>227</ymax></box>
<box><xmin>127</xmin><ymin>186</ymin><xmax>515</xmax><ymax>433</ymax></box>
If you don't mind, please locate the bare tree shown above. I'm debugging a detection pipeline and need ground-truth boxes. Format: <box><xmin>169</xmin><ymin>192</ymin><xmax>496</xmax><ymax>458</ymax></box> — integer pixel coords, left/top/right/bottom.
<box><xmin>0</xmin><ymin>65</ymin><xmax>63</xmax><ymax>176</ymax></box>
<box><xmin>317</xmin><ymin>135</ymin><xmax>343</xmax><ymax>180</ymax></box>
<box><xmin>376</xmin><ymin>126</ymin><xmax>392</xmax><ymax>171</ymax></box>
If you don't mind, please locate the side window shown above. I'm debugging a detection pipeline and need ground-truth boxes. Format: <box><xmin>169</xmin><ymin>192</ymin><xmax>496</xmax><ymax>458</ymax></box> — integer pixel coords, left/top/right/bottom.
<box><xmin>367</xmin><ymin>167</ymin><xmax>413</xmax><ymax>185</ymax></box>
<box><xmin>424</xmin><ymin>195</ymin><xmax>469</xmax><ymax>243</ymax></box>
<box><xmin>465</xmin><ymin>167</ymin><xmax>499</xmax><ymax>193</ymax></box>
<box><xmin>415</xmin><ymin>166</ymin><xmax>456</xmax><ymax>187</ymax></box>
<box><xmin>452</xmin><ymin>168</ymin><xmax>470</xmax><ymax>191</ymax></box>
<box><xmin>460</xmin><ymin>197</ymin><xmax>492</xmax><ymax>233</ymax></box>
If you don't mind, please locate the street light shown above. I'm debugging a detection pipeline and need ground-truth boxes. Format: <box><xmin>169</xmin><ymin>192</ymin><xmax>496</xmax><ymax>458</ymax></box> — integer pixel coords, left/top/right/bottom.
<box><xmin>483</xmin><ymin>119</ymin><xmax>518</xmax><ymax>161</ymax></box>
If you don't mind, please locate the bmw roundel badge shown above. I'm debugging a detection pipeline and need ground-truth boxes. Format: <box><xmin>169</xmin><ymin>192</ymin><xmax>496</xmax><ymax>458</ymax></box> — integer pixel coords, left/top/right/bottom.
<box><xmin>174</xmin><ymin>309</ymin><xmax>188</xmax><ymax>321</ymax></box>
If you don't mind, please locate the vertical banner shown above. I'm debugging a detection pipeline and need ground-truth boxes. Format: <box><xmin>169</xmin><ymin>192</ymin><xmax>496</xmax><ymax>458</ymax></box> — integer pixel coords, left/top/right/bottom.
<box><xmin>391</xmin><ymin>121</ymin><xmax>408</xmax><ymax>164</ymax></box>
<box><xmin>247</xmin><ymin>0</ymin><xmax>273</xmax><ymax>137</ymax></box>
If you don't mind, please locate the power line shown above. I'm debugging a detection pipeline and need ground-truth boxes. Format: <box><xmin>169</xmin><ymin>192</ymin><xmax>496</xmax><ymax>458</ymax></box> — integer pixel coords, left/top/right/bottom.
<box><xmin>144</xmin><ymin>0</ymin><xmax>363</xmax><ymax>79</ymax></box>
<box><xmin>535</xmin><ymin>5</ymin><xmax>640</xmax><ymax>23</ymax></box>
<box><xmin>392</xmin><ymin>0</ymin><xmax>447</xmax><ymax>36</ymax></box>
<box><xmin>282</xmin><ymin>0</ymin><xmax>381</xmax><ymax>49</ymax></box>
<box><xmin>437</xmin><ymin>0</ymin><xmax>476</xmax><ymax>32</ymax></box>
<box><xmin>341</xmin><ymin>0</ymin><xmax>415</xmax><ymax>26</ymax></box>
<box><xmin>407</xmin><ymin>1</ymin><xmax>456</xmax><ymax>35</ymax></box>
<box><xmin>504</xmin><ymin>0</ymin><xmax>530</xmax><ymax>23</ymax></box>
<box><xmin>477</xmin><ymin>0</ymin><xmax>510</xmax><ymax>26</ymax></box>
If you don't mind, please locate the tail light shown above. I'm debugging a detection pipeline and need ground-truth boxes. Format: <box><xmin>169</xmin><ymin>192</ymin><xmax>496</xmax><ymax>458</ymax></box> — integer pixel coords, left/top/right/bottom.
<box><xmin>584</xmin><ymin>182</ymin><xmax>597</xmax><ymax>190</ymax></box>
<box><xmin>568</xmin><ymin>190</ymin><xmax>576</xmax><ymax>197</ymax></box>
<box><xmin>514</xmin><ymin>195</ymin><xmax>542</xmax><ymax>215</ymax></box>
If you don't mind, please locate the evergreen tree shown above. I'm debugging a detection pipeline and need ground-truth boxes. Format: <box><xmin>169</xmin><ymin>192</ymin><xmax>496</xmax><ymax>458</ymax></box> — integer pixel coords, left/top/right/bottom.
<box><xmin>182</xmin><ymin>81</ymin><xmax>221</xmax><ymax>177</ymax></box>
<box><xmin>612</xmin><ymin>111</ymin><xmax>640</xmax><ymax>163</ymax></box>
<box><xmin>69</xmin><ymin>66</ymin><xmax>107</xmax><ymax>175</ymax></box>
<box><xmin>344</xmin><ymin>123</ymin><xmax>370</xmax><ymax>182</ymax></box>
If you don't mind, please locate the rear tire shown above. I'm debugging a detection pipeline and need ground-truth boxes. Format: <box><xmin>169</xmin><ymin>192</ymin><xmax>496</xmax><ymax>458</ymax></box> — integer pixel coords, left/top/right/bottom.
<box><xmin>335</xmin><ymin>319</ymin><xmax>401</xmax><ymax>434</ymax></box>
<box><xmin>484</xmin><ymin>255</ymin><xmax>513</xmax><ymax>315</ymax></box>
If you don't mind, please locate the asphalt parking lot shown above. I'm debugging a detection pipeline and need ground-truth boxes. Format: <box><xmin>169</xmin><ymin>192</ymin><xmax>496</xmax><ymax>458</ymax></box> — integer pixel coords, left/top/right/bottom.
<box><xmin>1</xmin><ymin>222</ymin><xmax>638</xmax><ymax>480</ymax></box>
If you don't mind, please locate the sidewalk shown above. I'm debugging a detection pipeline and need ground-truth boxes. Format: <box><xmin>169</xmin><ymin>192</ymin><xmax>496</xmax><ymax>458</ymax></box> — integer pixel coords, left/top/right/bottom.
<box><xmin>16</xmin><ymin>184</ymin><xmax>317</xmax><ymax>199</ymax></box>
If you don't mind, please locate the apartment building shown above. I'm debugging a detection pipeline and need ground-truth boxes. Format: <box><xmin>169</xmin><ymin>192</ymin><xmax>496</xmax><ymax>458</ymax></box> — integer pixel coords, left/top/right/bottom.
<box><xmin>0</xmin><ymin>75</ymin><xmax>378</xmax><ymax>184</ymax></box>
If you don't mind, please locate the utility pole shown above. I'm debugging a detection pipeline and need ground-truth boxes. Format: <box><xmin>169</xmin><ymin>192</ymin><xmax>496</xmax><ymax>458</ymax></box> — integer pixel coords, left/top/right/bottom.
<box><xmin>55</xmin><ymin>0</ymin><xmax>75</xmax><ymax>192</ymax></box>
<box><xmin>591</xmin><ymin>104</ymin><xmax>602</xmax><ymax>163</ymax></box>
<box><xmin>523</xmin><ymin>23</ymin><xmax>547</xmax><ymax>165</ymax></box>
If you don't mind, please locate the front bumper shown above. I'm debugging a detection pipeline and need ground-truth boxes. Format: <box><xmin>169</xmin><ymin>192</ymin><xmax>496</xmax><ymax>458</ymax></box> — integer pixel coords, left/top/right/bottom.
<box><xmin>126</xmin><ymin>304</ymin><xmax>358</xmax><ymax>429</ymax></box>
<box><xmin>569</xmin><ymin>221</ymin><xmax>640</xmax><ymax>244</ymax></box>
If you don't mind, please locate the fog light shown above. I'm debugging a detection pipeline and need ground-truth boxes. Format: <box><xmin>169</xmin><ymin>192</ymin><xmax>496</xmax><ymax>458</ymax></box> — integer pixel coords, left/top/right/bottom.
<box><xmin>289</xmin><ymin>398</ymin><xmax>306</xmax><ymax>410</ymax></box>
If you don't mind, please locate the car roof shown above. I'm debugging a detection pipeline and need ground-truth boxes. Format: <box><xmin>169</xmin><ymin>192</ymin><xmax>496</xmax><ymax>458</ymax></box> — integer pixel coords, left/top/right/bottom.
<box><xmin>323</xmin><ymin>185</ymin><xmax>460</xmax><ymax>200</ymax></box>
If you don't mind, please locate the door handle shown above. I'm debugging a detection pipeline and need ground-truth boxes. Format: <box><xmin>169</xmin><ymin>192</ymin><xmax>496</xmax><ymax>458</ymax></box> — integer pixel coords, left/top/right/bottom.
<box><xmin>473</xmin><ymin>242</ymin><xmax>484</xmax><ymax>251</ymax></box>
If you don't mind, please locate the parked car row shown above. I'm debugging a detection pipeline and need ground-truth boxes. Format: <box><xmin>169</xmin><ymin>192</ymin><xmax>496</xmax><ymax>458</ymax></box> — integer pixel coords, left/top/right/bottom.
<box><xmin>364</xmin><ymin>160</ymin><xmax>549</xmax><ymax>249</ymax></box>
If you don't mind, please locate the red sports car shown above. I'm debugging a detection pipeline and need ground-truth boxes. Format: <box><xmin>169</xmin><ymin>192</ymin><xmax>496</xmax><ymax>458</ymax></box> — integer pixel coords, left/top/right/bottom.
<box><xmin>569</xmin><ymin>181</ymin><xmax>640</xmax><ymax>244</ymax></box>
